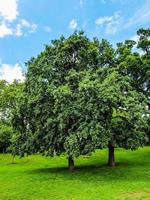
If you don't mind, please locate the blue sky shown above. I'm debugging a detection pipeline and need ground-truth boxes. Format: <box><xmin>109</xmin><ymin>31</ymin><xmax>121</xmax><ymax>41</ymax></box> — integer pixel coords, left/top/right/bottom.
<box><xmin>0</xmin><ymin>0</ymin><xmax>150</xmax><ymax>82</ymax></box>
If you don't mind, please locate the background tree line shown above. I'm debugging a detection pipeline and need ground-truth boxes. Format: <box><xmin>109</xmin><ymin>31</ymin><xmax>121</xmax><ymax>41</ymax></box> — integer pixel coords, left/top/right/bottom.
<box><xmin>0</xmin><ymin>28</ymin><xmax>149</xmax><ymax>171</ymax></box>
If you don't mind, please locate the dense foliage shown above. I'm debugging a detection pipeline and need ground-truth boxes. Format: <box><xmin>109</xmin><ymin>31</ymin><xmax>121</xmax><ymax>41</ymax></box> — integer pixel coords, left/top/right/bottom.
<box><xmin>116</xmin><ymin>28</ymin><xmax>150</xmax><ymax>144</ymax></box>
<box><xmin>10</xmin><ymin>29</ymin><xmax>149</xmax><ymax>170</ymax></box>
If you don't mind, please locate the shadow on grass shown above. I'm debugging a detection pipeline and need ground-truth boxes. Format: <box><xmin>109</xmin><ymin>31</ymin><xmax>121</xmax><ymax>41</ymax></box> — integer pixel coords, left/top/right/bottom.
<box><xmin>27</xmin><ymin>158</ymin><xmax>150</xmax><ymax>183</ymax></box>
<box><xmin>17</xmin><ymin>148</ymin><xmax>149</xmax><ymax>183</ymax></box>
<box><xmin>30</xmin><ymin>164</ymin><xmax>101</xmax><ymax>174</ymax></box>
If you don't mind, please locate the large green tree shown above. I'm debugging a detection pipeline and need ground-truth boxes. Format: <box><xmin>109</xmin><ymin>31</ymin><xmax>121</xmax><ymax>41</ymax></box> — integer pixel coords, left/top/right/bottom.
<box><xmin>12</xmin><ymin>32</ymin><xmax>108</xmax><ymax>170</ymax></box>
<box><xmin>12</xmin><ymin>31</ymin><xmax>148</xmax><ymax>170</ymax></box>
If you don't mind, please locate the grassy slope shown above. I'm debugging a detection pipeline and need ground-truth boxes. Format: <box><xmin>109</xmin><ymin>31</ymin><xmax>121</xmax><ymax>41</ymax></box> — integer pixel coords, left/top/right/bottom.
<box><xmin>0</xmin><ymin>147</ymin><xmax>150</xmax><ymax>200</ymax></box>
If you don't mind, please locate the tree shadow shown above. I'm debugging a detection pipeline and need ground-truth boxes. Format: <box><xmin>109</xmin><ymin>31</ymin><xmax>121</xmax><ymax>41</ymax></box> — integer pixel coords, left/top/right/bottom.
<box><xmin>30</xmin><ymin>164</ymin><xmax>101</xmax><ymax>174</ymax></box>
<box><xmin>27</xmin><ymin>158</ymin><xmax>150</xmax><ymax>183</ymax></box>
<box><xmin>21</xmin><ymin>147</ymin><xmax>150</xmax><ymax>183</ymax></box>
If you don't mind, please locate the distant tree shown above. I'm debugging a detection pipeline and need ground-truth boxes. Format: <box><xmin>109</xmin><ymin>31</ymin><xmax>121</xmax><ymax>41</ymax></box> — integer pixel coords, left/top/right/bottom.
<box><xmin>0</xmin><ymin>80</ymin><xmax>24</xmax><ymax>120</ymax></box>
<box><xmin>0</xmin><ymin>123</ymin><xmax>13</xmax><ymax>153</ymax></box>
<box><xmin>0</xmin><ymin>80</ymin><xmax>24</xmax><ymax>152</ymax></box>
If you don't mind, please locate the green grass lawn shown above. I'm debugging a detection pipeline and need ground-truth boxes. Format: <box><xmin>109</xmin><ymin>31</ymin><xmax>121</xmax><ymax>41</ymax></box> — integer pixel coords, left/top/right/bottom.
<box><xmin>0</xmin><ymin>147</ymin><xmax>150</xmax><ymax>200</ymax></box>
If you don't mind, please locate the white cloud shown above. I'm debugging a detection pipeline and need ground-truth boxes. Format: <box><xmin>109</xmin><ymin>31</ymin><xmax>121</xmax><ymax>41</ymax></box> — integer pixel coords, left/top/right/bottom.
<box><xmin>125</xmin><ymin>1</ymin><xmax>150</xmax><ymax>28</ymax></box>
<box><xmin>0</xmin><ymin>0</ymin><xmax>18</xmax><ymax>22</ymax></box>
<box><xmin>0</xmin><ymin>1</ymin><xmax>37</xmax><ymax>38</ymax></box>
<box><xmin>96</xmin><ymin>12</ymin><xmax>121</xmax><ymax>34</ymax></box>
<box><xmin>0</xmin><ymin>22</ymin><xmax>13</xmax><ymax>37</ymax></box>
<box><xmin>0</xmin><ymin>0</ymin><xmax>18</xmax><ymax>37</ymax></box>
<box><xmin>0</xmin><ymin>63</ymin><xmax>25</xmax><ymax>83</ymax></box>
<box><xmin>69</xmin><ymin>19</ymin><xmax>78</xmax><ymax>29</ymax></box>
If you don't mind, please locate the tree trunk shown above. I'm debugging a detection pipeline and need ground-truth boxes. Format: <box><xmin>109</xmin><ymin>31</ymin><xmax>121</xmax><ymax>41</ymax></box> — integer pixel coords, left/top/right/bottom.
<box><xmin>108</xmin><ymin>143</ymin><xmax>115</xmax><ymax>167</ymax></box>
<box><xmin>68</xmin><ymin>157</ymin><xmax>75</xmax><ymax>171</ymax></box>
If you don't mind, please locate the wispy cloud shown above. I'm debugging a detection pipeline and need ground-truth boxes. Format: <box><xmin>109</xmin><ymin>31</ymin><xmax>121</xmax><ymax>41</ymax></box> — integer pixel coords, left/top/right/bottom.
<box><xmin>79</xmin><ymin>0</ymin><xmax>84</xmax><ymax>7</ymax></box>
<box><xmin>96</xmin><ymin>16</ymin><xmax>113</xmax><ymax>26</ymax></box>
<box><xmin>125</xmin><ymin>1</ymin><xmax>150</xmax><ymax>28</ymax></box>
<box><xmin>82</xmin><ymin>21</ymin><xmax>87</xmax><ymax>29</ymax></box>
<box><xmin>101</xmin><ymin>0</ymin><xmax>107</xmax><ymax>4</ymax></box>
<box><xmin>15</xmin><ymin>19</ymin><xmax>37</xmax><ymax>36</ymax></box>
<box><xmin>96</xmin><ymin>12</ymin><xmax>121</xmax><ymax>34</ymax></box>
<box><xmin>69</xmin><ymin>19</ymin><xmax>78</xmax><ymax>29</ymax></box>
<box><xmin>44</xmin><ymin>26</ymin><xmax>52</xmax><ymax>33</ymax></box>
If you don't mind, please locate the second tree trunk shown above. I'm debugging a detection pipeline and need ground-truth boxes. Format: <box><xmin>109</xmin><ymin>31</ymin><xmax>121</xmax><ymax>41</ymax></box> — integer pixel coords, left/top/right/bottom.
<box><xmin>108</xmin><ymin>143</ymin><xmax>115</xmax><ymax>167</ymax></box>
<box><xmin>68</xmin><ymin>157</ymin><xmax>75</xmax><ymax>171</ymax></box>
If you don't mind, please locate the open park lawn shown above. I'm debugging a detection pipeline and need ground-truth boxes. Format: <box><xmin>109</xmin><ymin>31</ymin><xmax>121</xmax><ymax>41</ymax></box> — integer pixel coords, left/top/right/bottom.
<box><xmin>0</xmin><ymin>147</ymin><xmax>150</xmax><ymax>200</ymax></box>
